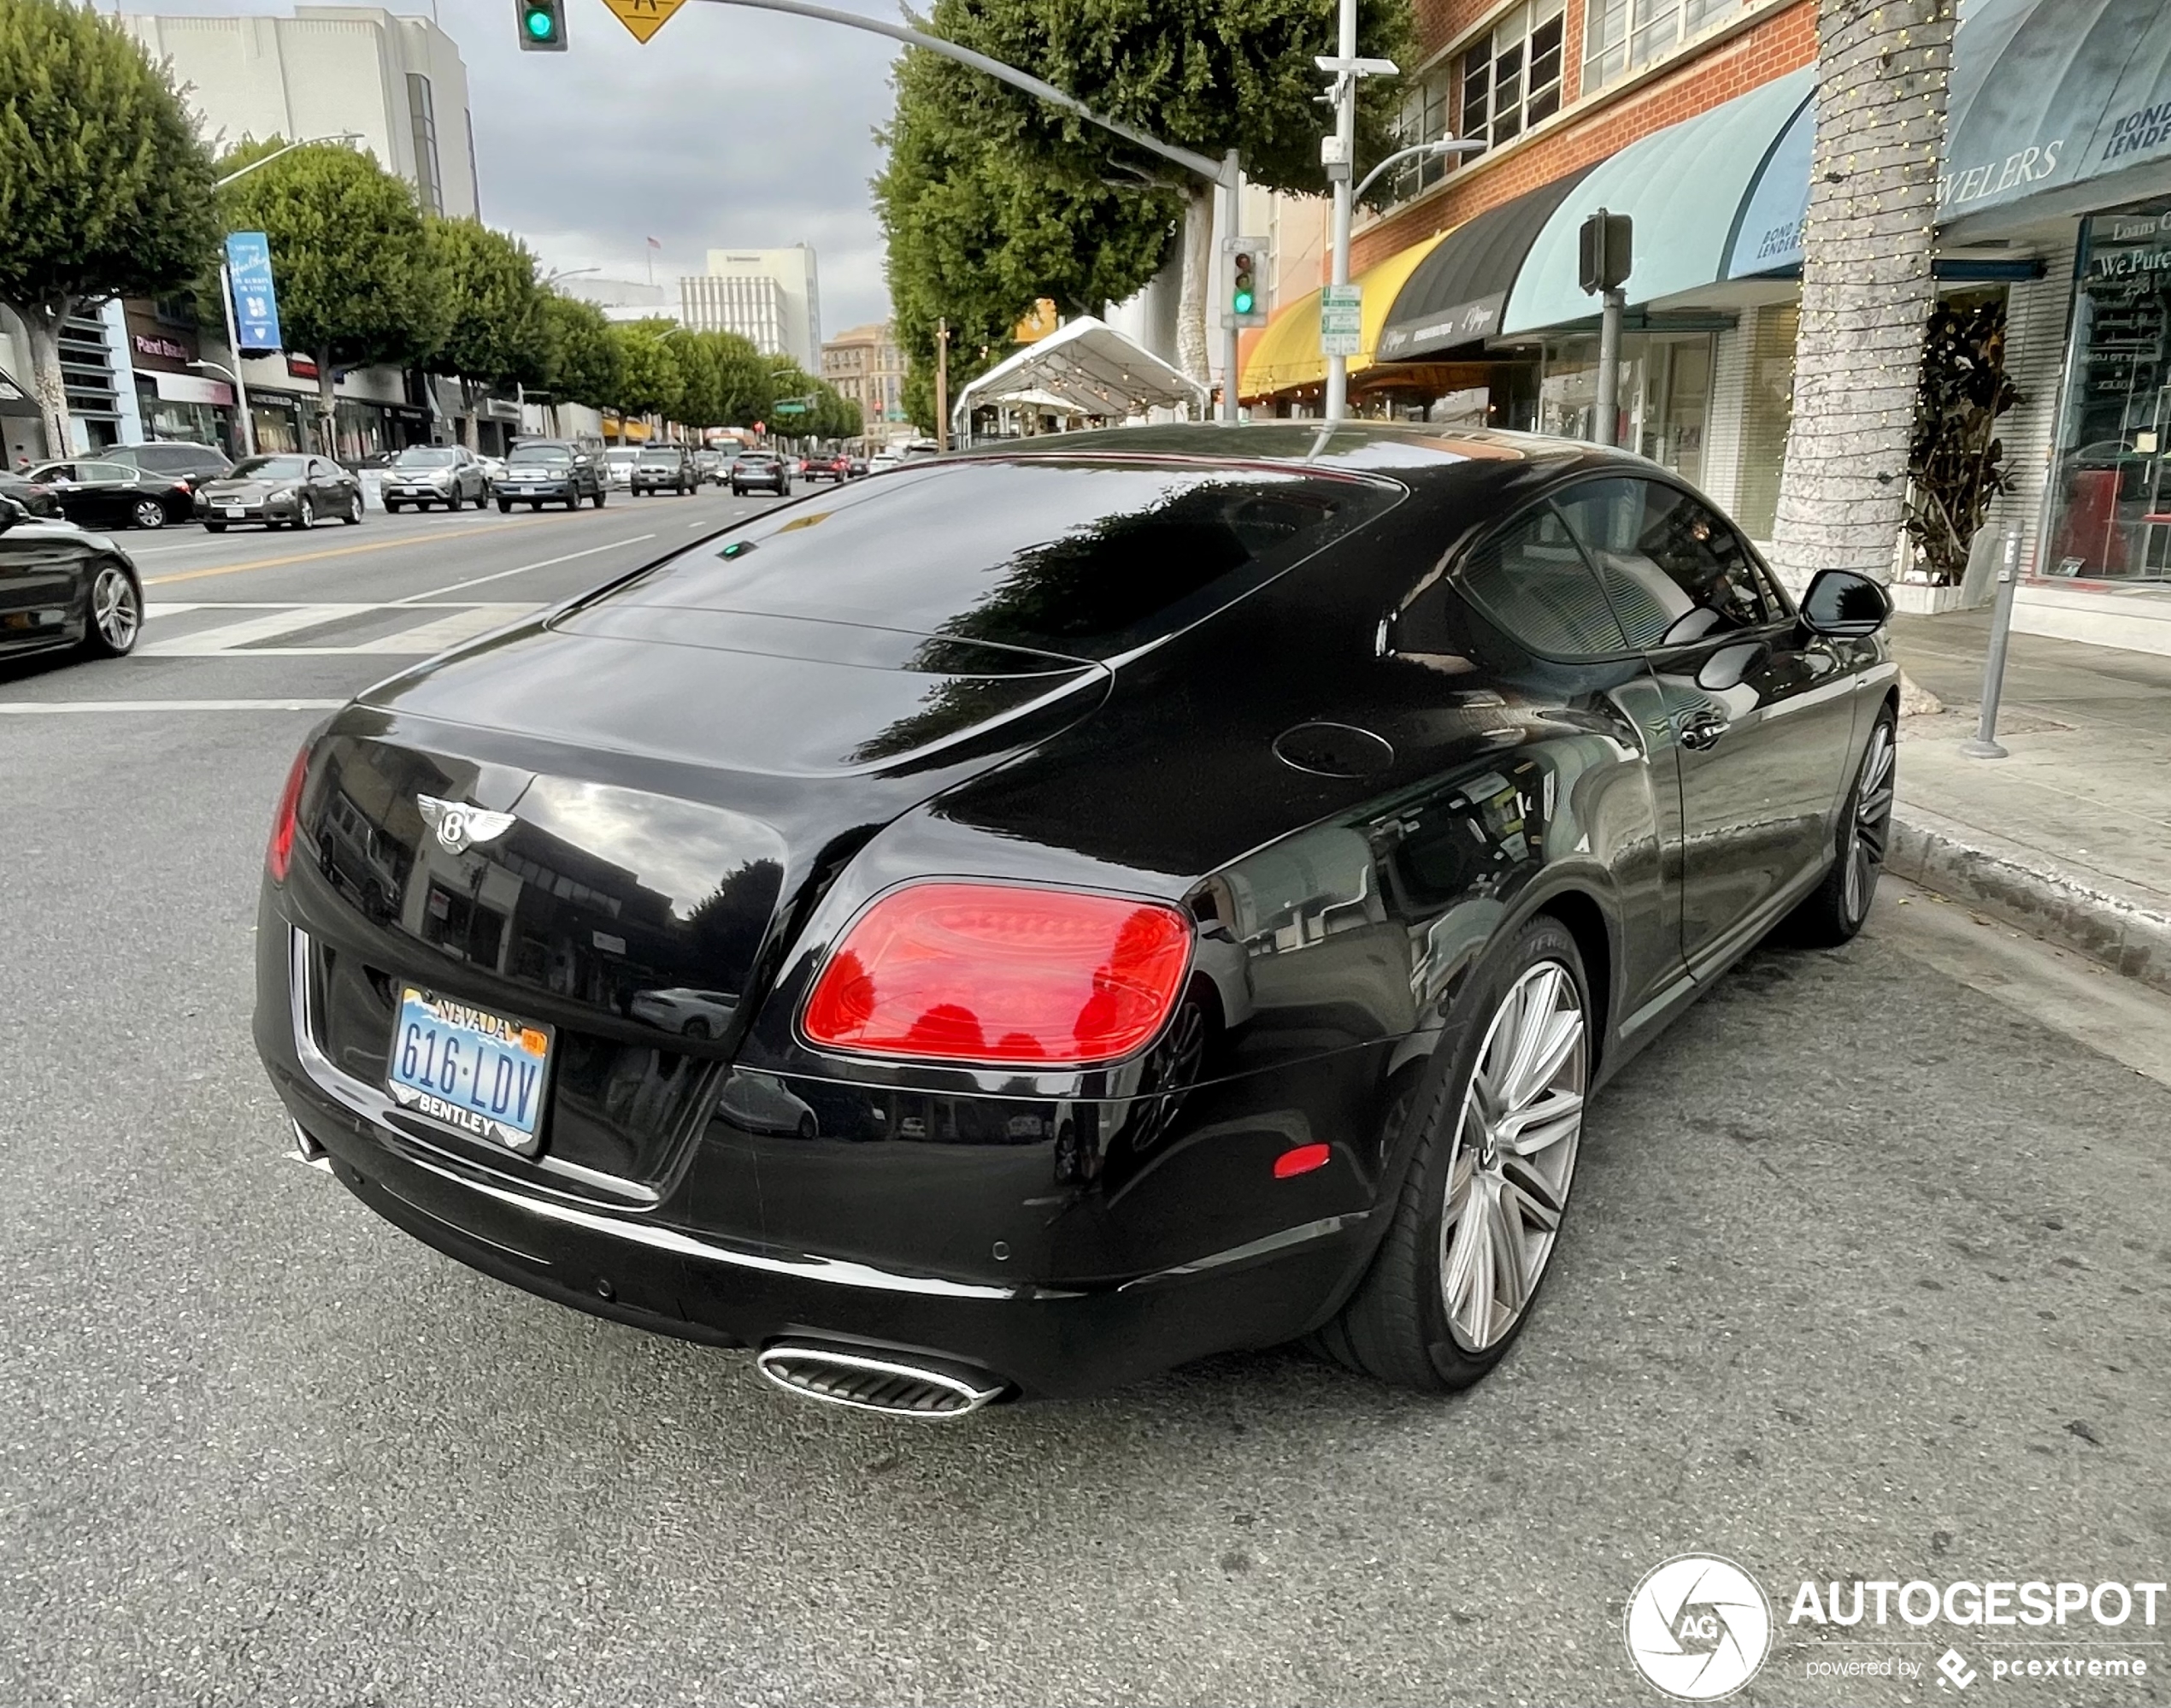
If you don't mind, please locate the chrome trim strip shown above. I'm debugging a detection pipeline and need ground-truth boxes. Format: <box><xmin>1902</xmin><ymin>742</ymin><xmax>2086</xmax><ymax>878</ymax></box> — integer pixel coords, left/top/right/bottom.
<box><xmin>1117</xmin><ymin>1212</ymin><xmax>1369</xmax><ymax>1288</ymax></box>
<box><xmin>287</xmin><ymin>926</ymin><xmax>1027</xmax><ymax>1301</ymax></box>
<box><xmin>755</xmin><ymin>1343</ymin><xmax>1007</xmax><ymax>1417</ymax></box>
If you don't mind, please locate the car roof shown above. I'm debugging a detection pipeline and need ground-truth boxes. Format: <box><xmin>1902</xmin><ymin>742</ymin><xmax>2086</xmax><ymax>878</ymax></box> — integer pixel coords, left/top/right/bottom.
<box><xmin>938</xmin><ymin>421</ymin><xmax>1652</xmax><ymax>494</ymax></box>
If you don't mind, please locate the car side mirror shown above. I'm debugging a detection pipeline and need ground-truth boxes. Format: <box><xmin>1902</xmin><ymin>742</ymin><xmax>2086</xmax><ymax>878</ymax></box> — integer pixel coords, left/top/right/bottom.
<box><xmin>0</xmin><ymin>494</ymin><xmax>24</xmax><ymax>533</ymax></box>
<box><xmin>1799</xmin><ymin>568</ymin><xmax>1891</xmax><ymax>638</ymax></box>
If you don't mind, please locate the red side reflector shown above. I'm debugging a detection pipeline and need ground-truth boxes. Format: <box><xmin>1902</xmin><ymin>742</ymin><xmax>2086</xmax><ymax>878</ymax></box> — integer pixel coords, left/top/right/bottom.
<box><xmin>1273</xmin><ymin>1143</ymin><xmax>1332</xmax><ymax>1179</ymax></box>
<box><xmin>266</xmin><ymin>746</ymin><xmax>309</xmax><ymax>881</ymax></box>
<box><xmin>802</xmin><ymin>882</ymin><xmax>1191</xmax><ymax>1066</ymax></box>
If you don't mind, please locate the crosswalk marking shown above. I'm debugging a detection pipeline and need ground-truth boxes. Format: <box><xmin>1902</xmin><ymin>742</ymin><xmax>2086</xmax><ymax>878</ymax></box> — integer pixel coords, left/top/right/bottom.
<box><xmin>138</xmin><ymin>600</ymin><xmax>542</xmax><ymax>657</ymax></box>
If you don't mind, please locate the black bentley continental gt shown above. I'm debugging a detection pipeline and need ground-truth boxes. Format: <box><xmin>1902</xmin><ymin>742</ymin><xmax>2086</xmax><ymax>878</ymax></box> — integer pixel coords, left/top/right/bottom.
<box><xmin>254</xmin><ymin>424</ymin><xmax>1896</xmax><ymax>1416</ymax></box>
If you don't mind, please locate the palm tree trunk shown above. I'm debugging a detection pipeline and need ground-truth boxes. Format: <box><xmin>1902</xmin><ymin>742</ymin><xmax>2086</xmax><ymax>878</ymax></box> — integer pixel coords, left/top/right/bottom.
<box><xmin>1174</xmin><ymin>181</ymin><xmax>1215</xmax><ymax>386</ymax></box>
<box><xmin>1768</xmin><ymin>0</ymin><xmax>1956</xmax><ymax>716</ymax></box>
<box><xmin>22</xmin><ymin>298</ymin><xmax>75</xmax><ymax>459</ymax></box>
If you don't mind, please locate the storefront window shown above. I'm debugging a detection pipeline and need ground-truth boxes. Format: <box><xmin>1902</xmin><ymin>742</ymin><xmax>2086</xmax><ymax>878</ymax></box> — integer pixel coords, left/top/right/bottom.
<box><xmin>1538</xmin><ymin>333</ymin><xmax>1711</xmax><ymax>477</ymax></box>
<box><xmin>2043</xmin><ymin>204</ymin><xmax>2171</xmax><ymax>582</ymax></box>
<box><xmin>1734</xmin><ymin>302</ymin><xmax>1798</xmax><ymax>541</ymax></box>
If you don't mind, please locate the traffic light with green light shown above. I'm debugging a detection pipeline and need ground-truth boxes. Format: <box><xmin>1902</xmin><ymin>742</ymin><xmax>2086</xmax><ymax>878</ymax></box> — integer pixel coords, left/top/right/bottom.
<box><xmin>516</xmin><ymin>0</ymin><xmax>567</xmax><ymax>50</ymax></box>
<box><xmin>1223</xmin><ymin>237</ymin><xmax>1268</xmax><ymax>328</ymax></box>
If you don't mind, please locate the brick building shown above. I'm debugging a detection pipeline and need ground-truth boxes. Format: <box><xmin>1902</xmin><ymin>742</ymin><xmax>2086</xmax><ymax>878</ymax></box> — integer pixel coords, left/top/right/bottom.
<box><xmin>1240</xmin><ymin>0</ymin><xmax>2171</xmax><ymax>657</ymax></box>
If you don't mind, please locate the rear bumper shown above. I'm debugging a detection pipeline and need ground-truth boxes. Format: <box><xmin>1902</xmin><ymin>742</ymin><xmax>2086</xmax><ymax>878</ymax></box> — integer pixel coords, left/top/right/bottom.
<box><xmin>278</xmin><ymin>1083</ymin><xmax>1368</xmax><ymax>1398</ymax></box>
<box><xmin>258</xmin><ymin>913</ymin><xmax>1386</xmax><ymax>1399</ymax></box>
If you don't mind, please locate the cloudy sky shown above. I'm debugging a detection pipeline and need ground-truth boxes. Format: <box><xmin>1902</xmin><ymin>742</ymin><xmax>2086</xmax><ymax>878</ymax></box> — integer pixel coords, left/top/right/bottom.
<box><xmin>117</xmin><ymin>0</ymin><xmax>903</xmax><ymax>337</ymax></box>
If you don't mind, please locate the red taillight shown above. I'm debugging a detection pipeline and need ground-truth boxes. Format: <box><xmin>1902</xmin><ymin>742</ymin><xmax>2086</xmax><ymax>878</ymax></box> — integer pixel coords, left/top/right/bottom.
<box><xmin>801</xmin><ymin>881</ymin><xmax>1191</xmax><ymax>1066</ymax></box>
<box><xmin>266</xmin><ymin>747</ymin><xmax>309</xmax><ymax>881</ymax></box>
<box><xmin>1273</xmin><ymin>1143</ymin><xmax>1333</xmax><ymax>1179</ymax></box>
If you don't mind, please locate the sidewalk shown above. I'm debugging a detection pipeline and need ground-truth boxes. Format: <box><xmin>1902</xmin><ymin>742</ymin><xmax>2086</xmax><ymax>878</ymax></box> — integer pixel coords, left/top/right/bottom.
<box><xmin>1886</xmin><ymin>610</ymin><xmax>2171</xmax><ymax>992</ymax></box>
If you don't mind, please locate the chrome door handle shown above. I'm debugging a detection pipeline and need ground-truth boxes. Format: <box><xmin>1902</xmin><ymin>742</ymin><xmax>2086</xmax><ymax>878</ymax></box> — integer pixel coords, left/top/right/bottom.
<box><xmin>1677</xmin><ymin>710</ymin><xmax>1727</xmax><ymax>751</ymax></box>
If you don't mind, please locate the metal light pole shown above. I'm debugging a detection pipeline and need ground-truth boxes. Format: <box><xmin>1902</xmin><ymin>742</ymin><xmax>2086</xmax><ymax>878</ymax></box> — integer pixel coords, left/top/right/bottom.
<box><xmin>1323</xmin><ymin>0</ymin><xmax>1358</xmax><ymax>427</ymax></box>
<box><xmin>935</xmin><ymin>319</ymin><xmax>950</xmax><ymax>451</ymax></box>
<box><xmin>189</xmin><ymin>356</ymin><xmax>254</xmax><ymax>458</ymax></box>
<box><xmin>1221</xmin><ymin>149</ymin><xmax>1243</xmax><ymax>423</ymax></box>
<box><xmin>212</xmin><ymin>131</ymin><xmax>362</xmax><ymax>189</ymax></box>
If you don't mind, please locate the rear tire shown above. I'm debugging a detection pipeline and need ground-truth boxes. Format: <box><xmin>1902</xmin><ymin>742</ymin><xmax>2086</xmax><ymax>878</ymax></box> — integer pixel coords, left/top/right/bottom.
<box><xmin>385</xmin><ymin>500</ymin><xmax>403</xmax><ymax>514</ymax></box>
<box><xmin>132</xmin><ymin>498</ymin><xmax>168</xmax><ymax>530</ymax></box>
<box><xmin>497</xmin><ymin>498</ymin><xmax>513</xmax><ymax>514</ymax></box>
<box><xmin>1781</xmin><ymin>709</ymin><xmax>1896</xmax><ymax>948</ymax></box>
<box><xmin>204</xmin><ymin>521</ymin><xmax>227</xmax><ymax>533</ymax></box>
<box><xmin>1316</xmin><ymin>916</ymin><xmax>1590</xmax><ymax>1393</ymax></box>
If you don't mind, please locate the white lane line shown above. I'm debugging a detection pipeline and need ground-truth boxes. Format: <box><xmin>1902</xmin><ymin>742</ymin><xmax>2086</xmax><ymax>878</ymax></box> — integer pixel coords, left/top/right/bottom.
<box><xmin>0</xmin><ymin>698</ymin><xmax>343</xmax><ymax>714</ymax></box>
<box><xmin>392</xmin><ymin>533</ymin><xmax>657</xmax><ymax>604</ymax></box>
<box><xmin>139</xmin><ymin>604</ymin><xmax>375</xmax><ymax>657</ymax></box>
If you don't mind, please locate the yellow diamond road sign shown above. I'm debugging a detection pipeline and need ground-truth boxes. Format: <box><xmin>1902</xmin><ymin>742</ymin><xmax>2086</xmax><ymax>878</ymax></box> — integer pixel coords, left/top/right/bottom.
<box><xmin>600</xmin><ymin>0</ymin><xmax>686</xmax><ymax>43</ymax></box>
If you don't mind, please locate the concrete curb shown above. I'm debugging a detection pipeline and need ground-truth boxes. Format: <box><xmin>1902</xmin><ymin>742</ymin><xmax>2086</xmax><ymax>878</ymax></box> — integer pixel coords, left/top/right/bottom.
<box><xmin>1889</xmin><ymin>803</ymin><xmax>2171</xmax><ymax>996</ymax></box>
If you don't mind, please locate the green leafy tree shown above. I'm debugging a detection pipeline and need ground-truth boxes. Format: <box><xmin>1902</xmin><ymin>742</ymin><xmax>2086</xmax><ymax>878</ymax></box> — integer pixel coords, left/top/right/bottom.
<box><xmin>538</xmin><ymin>291</ymin><xmax>620</xmax><ymax>412</ymax></box>
<box><xmin>218</xmin><ymin>138</ymin><xmax>450</xmax><ymax>452</ymax></box>
<box><xmin>0</xmin><ymin>0</ymin><xmax>219</xmax><ymax>456</ymax></box>
<box><xmin>673</xmin><ymin>330</ymin><xmax>774</xmax><ymax>431</ymax></box>
<box><xmin>809</xmin><ymin>381</ymin><xmax>862</xmax><ymax>442</ymax></box>
<box><xmin>877</xmin><ymin>0</ymin><xmax>1413</xmax><ymax>409</ymax></box>
<box><xmin>427</xmin><ymin>217</ymin><xmax>546</xmax><ymax>449</ymax></box>
<box><xmin>609</xmin><ymin>318</ymin><xmax>685</xmax><ymax>426</ymax></box>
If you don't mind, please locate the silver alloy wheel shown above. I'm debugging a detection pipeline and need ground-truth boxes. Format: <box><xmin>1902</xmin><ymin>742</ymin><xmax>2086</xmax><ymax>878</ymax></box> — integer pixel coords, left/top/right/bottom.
<box><xmin>91</xmin><ymin>565</ymin><xmax>138</xmax><ymax>651</ymax></box>
<box><xmin>297</xmin><ymin>496</ymin><xmax>315</xmax><ymax>529</ymax></box>
<box><xmin>1843</xmin><ymin>721</ymin><xmax>1896</xmax><ymax>925</ymax></box>
<box><xmin>1439</xmin><ymin>958</ymin><xmax>1586</xmax><ymax>1353</ymax></box>
<box><xmin>132</xmin><ymin>498</ymin><xmax>166</xmax><ymax>529</ymax></box>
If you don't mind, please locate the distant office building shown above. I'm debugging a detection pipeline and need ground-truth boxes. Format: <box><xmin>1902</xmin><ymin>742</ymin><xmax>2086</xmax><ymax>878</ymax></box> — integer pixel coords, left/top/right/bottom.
<box><xmin>820</xmin><ymin>321</ymin><xmax>908</xmax><ymax>444</ymax></box>
<box><xmin>680</xmin><ymin>247</ymin><xmax>821</xmax><ymax>369</ymax></box>
<box><xmin>559</xmin><ymin>278</ymin><xmax>674</xmax><ymax>325</ymax></box>
<box><xmin>117</xmin><ymin>7</ymin><xmax>479</xmax><ymax>219</ymax></box>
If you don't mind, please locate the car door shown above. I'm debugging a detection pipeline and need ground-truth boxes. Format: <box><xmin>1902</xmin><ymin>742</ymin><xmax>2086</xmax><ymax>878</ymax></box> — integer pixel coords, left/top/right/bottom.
<box><xmin>0</xmin><ymin>502</ymin><xmax>92</xmax><ymax>651</ymax></box>
<box><xmin>1556</xmin><ymin>477</ymin><xmax>1861</xmax><ymax>973</ymax></box>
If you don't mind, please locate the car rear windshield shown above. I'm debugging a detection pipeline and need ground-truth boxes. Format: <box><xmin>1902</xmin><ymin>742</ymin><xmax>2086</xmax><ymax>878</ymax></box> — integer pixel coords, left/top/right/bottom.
<box><xmin>600</xmin><ymin>457</ymin><xmax>1397</xmax><ymax>659</ymax></box>
<box><xmin>509</xmin><ymin>445</ymin><xmax>572</xmax><ymax>464</ymax></box>
<box><xmin>395</xmin><ymin>447</ymin><xmax>459</xmax><ymax>467</ymax></box>
<box><xmin>232</xmin><ymin>456</ymin><xmax>309</xmax><ymax>480</ymax></box>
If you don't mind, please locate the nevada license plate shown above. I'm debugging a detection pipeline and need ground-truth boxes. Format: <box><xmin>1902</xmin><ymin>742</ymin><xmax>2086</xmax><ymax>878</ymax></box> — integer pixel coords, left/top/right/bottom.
<box><xmin>224</xmin><ymin>505</ymin><xmax>245</xmax><ymax>518</ymax></box>
<box><xmin>387</xmin><ymin>987</ymin><xmax>552</xmax><ymax>1153</ymax></box>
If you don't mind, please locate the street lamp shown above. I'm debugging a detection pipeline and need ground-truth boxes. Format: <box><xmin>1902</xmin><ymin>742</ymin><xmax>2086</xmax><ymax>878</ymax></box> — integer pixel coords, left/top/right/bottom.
<box><xmin>1350</xmin><ymin>137</ymin><xmax>1484</xmax><ymax>207</ymax></box>
<box><xmin>187</xmin><ymin>360</ymin><xmax>254</xmax><ymax>458</ymax></box>
<box><xmin>214</xmin><ymin>131</ymin><xmax>363</xmax><ymax>188</ymax></box>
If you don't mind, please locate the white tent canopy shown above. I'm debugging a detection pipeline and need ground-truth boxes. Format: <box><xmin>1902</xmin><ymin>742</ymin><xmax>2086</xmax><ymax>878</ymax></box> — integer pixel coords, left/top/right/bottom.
<box><xmin>950</xmin><ymin>315</ymin><xmax>1207</xmax><ymax>435</ymax></box>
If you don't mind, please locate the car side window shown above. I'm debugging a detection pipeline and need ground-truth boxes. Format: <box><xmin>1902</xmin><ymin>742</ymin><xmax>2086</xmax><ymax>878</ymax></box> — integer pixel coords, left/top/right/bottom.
<box><xmin>1450</xmin><ymin>503</ymin><xmax>1633</xmax><ymax>660</ymax></box>
<box><xmin>1555</xmin><ymin>478</ymin><xmax>1772</xmax><ymax>649</ymax></box>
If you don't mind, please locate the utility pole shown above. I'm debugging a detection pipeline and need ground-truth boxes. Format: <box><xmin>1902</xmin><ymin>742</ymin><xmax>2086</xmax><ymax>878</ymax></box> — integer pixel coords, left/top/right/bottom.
<box><xmin>1220</xmin><ymin>150</ymin><xmax>1242</xmax><ymax>423</ymax></box>
<box><xmin>935</xmin><ymin>319</ymin><xmax>950</xmax><ymax>451</ymax></box>
<box><xmin>1323</xmin><ymin>0</ymin><xmax>1358</xmax><ymax>427</ymax></box>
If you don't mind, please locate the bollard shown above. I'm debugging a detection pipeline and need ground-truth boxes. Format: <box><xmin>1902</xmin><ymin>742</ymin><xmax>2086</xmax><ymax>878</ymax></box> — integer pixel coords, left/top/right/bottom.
<box><xmin>1960</xmin><ymin>527</ymin><xmax>2023</xmax><ymax>760</ymax></box>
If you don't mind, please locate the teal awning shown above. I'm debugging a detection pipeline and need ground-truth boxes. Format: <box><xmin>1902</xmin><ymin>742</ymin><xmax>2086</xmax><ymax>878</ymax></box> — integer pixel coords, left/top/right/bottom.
<box><xmin>1503</xmin><ymin>68</ymin><xmax>1813</xmax><ymax>335</ymax></box>
<box><xmin>1941</xmin><ymin>0</ymin><xmax>2171</xmax><ymax>223</ymax></box>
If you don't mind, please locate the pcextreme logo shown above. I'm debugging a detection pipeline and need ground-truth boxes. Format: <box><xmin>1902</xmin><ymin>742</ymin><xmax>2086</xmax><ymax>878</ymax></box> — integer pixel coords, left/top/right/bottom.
<box><xmin>1624</xmin><ymin>1555</ymin><xmax>1774</xmax><ymax>1700</ymax></box>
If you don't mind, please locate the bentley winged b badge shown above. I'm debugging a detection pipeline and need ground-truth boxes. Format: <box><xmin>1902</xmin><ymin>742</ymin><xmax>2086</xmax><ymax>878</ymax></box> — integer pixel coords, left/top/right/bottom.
<box><xmin>417</xmin><ymin>795</ymin><xmax>516</xmax><ymax>855</ymax></box>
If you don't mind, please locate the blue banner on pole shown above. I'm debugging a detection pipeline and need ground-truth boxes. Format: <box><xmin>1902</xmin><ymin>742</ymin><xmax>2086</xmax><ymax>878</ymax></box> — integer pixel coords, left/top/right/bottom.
<box><xmin>225</xmin><ymin>232</ymin><xmax>284</xmax><ymax>350</ymax></box>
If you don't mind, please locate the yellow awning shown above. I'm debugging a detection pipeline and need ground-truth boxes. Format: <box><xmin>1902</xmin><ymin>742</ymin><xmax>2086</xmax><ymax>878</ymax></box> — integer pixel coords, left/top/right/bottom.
<box><xmin>1241</xmin><ymin>230</ymin><xmax>1450</xmax><ymax>400</ymax></box>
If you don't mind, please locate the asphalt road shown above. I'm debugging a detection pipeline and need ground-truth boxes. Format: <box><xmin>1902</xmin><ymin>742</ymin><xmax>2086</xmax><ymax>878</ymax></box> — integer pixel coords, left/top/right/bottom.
<box><xmin>3</xmin><ymin>493</ymin><xmax>2168</xmax><ymax>1706</ymax></box>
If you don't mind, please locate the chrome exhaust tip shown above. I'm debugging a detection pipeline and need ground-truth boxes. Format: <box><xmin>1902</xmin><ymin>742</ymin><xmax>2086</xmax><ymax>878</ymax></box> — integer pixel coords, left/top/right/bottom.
<box><xmin>756</xmin><ymin>1341</ymin><xmax>1009</xmax><ymax>1419</ymax></box>
<box><xmin>286</xmin><ymin>1119</ymin><xmax>332</xmax><ymax>1172</ymax></box>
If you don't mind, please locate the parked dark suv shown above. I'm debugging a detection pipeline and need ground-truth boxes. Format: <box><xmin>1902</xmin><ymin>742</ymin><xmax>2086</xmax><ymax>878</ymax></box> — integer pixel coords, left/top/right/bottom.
<box><xmin>494</xmin><ymin>440</ymin><xmax>607</xmax><ymax>511</ymax></box>
<box><xmin>105</xmin><ymin>441</ymin><xmax>232</xmax><ymax>492</ymax></box>
<box><xmin>729</xmin><ymin>451</ymin><xmax>791</xmax><ymax>496</ymax></box>
<box><xmin>631</xmin><ymin>443</ymin><xmax>697</xmax><ymax>496</ymax></box>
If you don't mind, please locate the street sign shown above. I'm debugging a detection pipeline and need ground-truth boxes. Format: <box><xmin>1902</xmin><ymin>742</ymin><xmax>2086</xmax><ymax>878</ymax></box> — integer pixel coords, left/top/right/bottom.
<box><xmin>772</xmin><ymin>400</ymin><xmax>808</xmax><ymax>415</ymax></box>
<box><xmin>1320</xmin><ymin>284</ymin><xmax>1362</xmax><ymax>356</ymax></box>
<box><xmin>225</xmin><ymin>232</ymin><xmax>283</xmax><ymax>351</ymax></box>
<box><xmin>599</xmin><ymin>0</ymin><xmax>685</xmax><ymax>42</ymax></box>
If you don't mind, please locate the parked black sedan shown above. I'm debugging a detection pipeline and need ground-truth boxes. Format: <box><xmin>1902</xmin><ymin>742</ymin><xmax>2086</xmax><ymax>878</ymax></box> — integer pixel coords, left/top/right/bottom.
<box><xmin>0</xmin><ymin>494</ymin><xmax>144</xmax><ymax>662</ymax></box>
<box><xmin>254</xmin><ymin>424</ymin><xmax>1895</xmax><ymax>1416</ymax></box>
<box><xmin>28</xmin><ymin>458</ymin><xmax>195</xmax><ymax>530</ymax></box>
<box><xmin>196</xmin><ymin>454</ymin><xmax>363</xmax><ymax>531</ymax></box>
<box><xmin>0</xmin><ymin>471</ymin><xmax>63</xmax><ymax>519</ymax></box>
